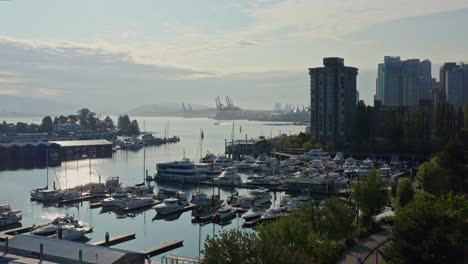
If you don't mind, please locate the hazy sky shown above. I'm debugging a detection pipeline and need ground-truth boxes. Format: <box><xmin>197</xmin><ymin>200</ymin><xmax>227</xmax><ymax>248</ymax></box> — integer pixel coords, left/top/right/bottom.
<box><xmin>0</xmin><ymin>0</ymin><xmax>467</xmax><ymax>112</ymax></box>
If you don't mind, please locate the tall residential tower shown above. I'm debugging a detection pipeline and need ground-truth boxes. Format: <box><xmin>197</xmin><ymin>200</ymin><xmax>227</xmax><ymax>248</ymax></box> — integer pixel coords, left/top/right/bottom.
<box><xmin>439</xmin><ymin>62</ymin><xmax>468</xmax><ymax>107</ymax></box>
<box><xmin>309</xmin><ymin>57</ymin><xmax>358</xmax><ymax>144</ymax></box>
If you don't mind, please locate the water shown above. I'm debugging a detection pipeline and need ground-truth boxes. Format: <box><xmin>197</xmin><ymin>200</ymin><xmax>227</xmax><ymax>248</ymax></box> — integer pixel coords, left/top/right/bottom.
<box><xmin>0</xmin><ymin>117</ymin><xmax>306</xmax><ymax>259</ymax></box>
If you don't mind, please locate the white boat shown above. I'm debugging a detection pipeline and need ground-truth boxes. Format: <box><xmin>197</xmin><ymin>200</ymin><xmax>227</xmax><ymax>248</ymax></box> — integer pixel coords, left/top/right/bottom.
<box><xmin>61</xmin><ymin>189</ymin><xmax>81</xmax><ymax>201</ymax></box>
<box><xmin>333</xmin><ymin>152</ymin><xmax>344</xmax><ymax>163</ymax></box>
<box><xmin>379</xmin><ymin>164</ymin><xmax>392</xmax><ymax>179</ymax></box>
<box><xmin>120</xmin><ymin>197</ymin><xmax>154</xmax><ymax>210</ymax></box>
<box><xmin>285</xmin><ymin>198</ymin><xmax>302</xmax><ymax>212</ymax></box>
<box><xmin>0</xmin><ymin>211</ymin><xmax>22</xmax><ymax>227</ymax></box>
<box><xmin>101</xmin><ymin>197</ymin><xmax>128</xmax><ymax>208</ymax></box>
<box><xmin>153</xmin><ymin>198</ymin><xmax>188</xmax><ymax>215</ymax></box>
<box><xmin>261</xmin><ymin>207</ymin><xmax>283</xmax><ymax>220</ymax></box>
<box><xmin>201</xmin><ymin>152</ymin><xmax>217</xmax><ymax>164</ymax></box>
<box><xmin>191</xmin><ymin>192</ymin><xmax>222</xmax><ymax>207</ymax></box>
<box><xmin>157</xmin><ymin>159</ymin><xmax>210</xmax><ymax>183</ymax></box>
<box><xmin>299</xmin><ymin>148</ymin><xmax>330</xmax><ymax>161</ymax></box>
<box><xmin>0</xmin><ymin>203</ymin><xmax>12</xmax><ymax>213</ymax></box>
<box><xmin>214</xmin><ymin>167</ymin><xmax>242</xmax><ymax>186</ymax></box>
<box><xmin>31</xmin><ymin>215</ymin><xmax>87</xmax><ymax>236</ymax></box>
<box><xmin>241</xmin><ymin>207</ymin><xmax>265</xmax><ymax>220</ymax></box>
<box><xmin>246</xmin><ymin>176</ymin><xmax>277</xmax><ymax>187</ymax></box>
<box><xmin>240</xmin><ymin>189</ymin><xmax>272</xmax><ymax>208</ymax></box>
<box><xmin>215</xmin><ymin>206</ymin><xmax>236</xmax><ymax>221</ymax></box>
<box><xmin>279</xmin><ymin>195</ymin><xmax>292</xmax><ymax>207</ymax></box>
<box><xmin>357</xmin><ymin>159</ymin><xmax>374</xmax><ymax>174</ymax></box>
<box><xmin>53</xmin><ymin>224</ymin><xmax>93</xmax><ymax>241</ymax></box>
<box><xmin>213</xmin><ymin>155</ymin><xmax>232</xmax><ymax>168</ymax></box>
<box><xmin>343</xmin><ymin>157</ymin><xmax>356</xmax><ymax>169</ymax></box>
<box><xmin>234</xmin><ymin>156</ymin><xmax>256</xmax><ymax>170</ymax></box>
<box><xmin>128</xmin><ymin>185</ymin><xmax>154</xmax><ymax>196</ymax></box>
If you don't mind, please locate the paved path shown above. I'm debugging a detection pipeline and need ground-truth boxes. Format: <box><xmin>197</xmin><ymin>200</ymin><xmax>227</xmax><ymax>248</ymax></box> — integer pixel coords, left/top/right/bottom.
<box><xmin>339</xmin><ymin>227</ymin><xmax>392</xmax><ymax>264</ymax></box>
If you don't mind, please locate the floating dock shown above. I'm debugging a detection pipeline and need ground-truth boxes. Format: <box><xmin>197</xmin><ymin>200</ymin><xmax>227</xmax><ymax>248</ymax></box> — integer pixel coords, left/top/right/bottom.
<box><xmin>58</xmin><ymin>194</ymin><xmax>108</xmax><ymax>206</ymax></box>
<box><xmin>92</xmin><ymin>233</ymin><xmax>136</xmax><ymax>247</ymax></box>
<box><xmin>144</xmin><ymin>240</ymin><xmax>184</xmax><ymax>258</ymax></box>
<box><xmin>198</xmin><ymin>180</ymin><xmax>287</xmax><ymax>191</ymax></box>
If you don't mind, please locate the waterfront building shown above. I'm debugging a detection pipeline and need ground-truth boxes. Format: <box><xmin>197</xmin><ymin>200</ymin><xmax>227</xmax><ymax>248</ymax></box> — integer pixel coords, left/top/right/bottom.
<box><xmin>439</xmin><ymin>62</ymin><xmax>468</xmax><ymax>107</ymax></box>
<box><xmin>375</xmin><ymin>56</ymin><xmax>432</xmax><ymax>107</ymax></box>
<box><xmin>309</xmin><ymin>57</ymin><xmax>358</xmax><ymax>144</ymax></box>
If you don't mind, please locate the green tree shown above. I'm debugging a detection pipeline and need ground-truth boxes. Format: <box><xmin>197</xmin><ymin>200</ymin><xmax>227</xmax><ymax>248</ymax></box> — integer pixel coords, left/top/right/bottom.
<box><xmin>15</xmin><ymin>122</ymin><xmax>29</xmax><ymax>133</ymax></box>
<box><xmin>303</xmin><ymin>141</ymin><xmax>314</xmax><ymax>151</ymax></box>
<box><xmin>316</xmin><ymin>198</ymin><xmax>355</xmax><ymax>240</ymax></box>
<box><xmin>417</xmin><ymin>157</ymin><xmax>450</xmax><ymax>196</ymax></box>
<box><xmin>384</xmin><ymin>193</ymin><xmax>468</xmax><ymax>264</ymax></box>
<box><xmin>395</xmin><ymin>178</ymin><xmax>414</xmax><ymax>208</ymax></box>
<box><xmin>103</xmin><ymin>116</ymin><xmax>115</xmax><ymax>130</ymax></box>
<box><xmin>352</xmin><ymin>169</ymin><xmax>388</xmax><ymax>226</ymax></box>
<box><xmin>117</xmin><ymin>114</ymin><xmax>131</xmax><ymax>135</ymax></box>
<box><xmin>39</xmin><ymin>116</ymin><xmax>54</xmax><ymax>133</ymax></box>
<box><xmin>463</xmin><ymin>102</ymin><xmax>468</xmax><ymax>131</ymax></box>
<box><xmin>203</xmin><ymin>230</ymin><xmax>258</xmax><ymax>264</ymax></box>
<box><xmin>128</xmin><ymin>120</ymin><xmax>140</xmax><ymax>136</ymax></box>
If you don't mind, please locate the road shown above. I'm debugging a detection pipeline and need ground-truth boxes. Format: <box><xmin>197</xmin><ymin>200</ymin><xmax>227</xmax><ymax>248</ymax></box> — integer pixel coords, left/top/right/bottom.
<box><xmin>339</xmin><ymin>226</ymin><xmax>392</xmax><ymax>264</ymax></box>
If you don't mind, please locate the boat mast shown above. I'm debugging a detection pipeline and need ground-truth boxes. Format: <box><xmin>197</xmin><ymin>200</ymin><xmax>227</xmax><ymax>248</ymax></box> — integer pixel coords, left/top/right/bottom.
<box><xmin>143</xmin><ymin>145</ymin><xmax>146</xmax><ymax>184</ymax></box>
<box><xmin>88</xmin><ymin>147</ymin><xmax>92</xmax><ymax>183</ymax></box>
<box><xmin>46</xmin><ymin>147</ymin><xmax>49</xmax><ymax>189</ymax></box>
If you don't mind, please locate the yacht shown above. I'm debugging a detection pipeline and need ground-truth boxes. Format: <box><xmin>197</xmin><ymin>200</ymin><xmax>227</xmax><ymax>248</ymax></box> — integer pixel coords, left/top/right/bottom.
<box><xmin>213</xmin><ymin>156</ymin><xmax>232</xmax><ymax>168</ymax></box>
<box><xmin>251</xmin><ymin>154</ymin><xmax>268</xmax><ymax>171</ymax></box>
<box><xmin>333</xmin><ymin>152</ymin><xmax>344</xmax><ymax>163</ymax></box>
<box><xmin>201</xmin><ymin>152</ymin><xmax>217</xmax><ymax>164</ymax></box>
<box><xmin>0</xmin><ymin>203</ymin><xmax>13</xmax><ymax>213</ymax></box>
<box><xmin>52</xmin><ymin>224</ymin><xmax>93</xmax><ymax>241</ymax></box>
<box><xmin>191</xmin><ymin>192</ymin><xmax>223</xmax><ymax>207</ymax></box>
<box><xmin>241</xmin><ymin>207</ymin><xmax>265</xmax><ymax>221</ymax></box>
<box><xmin>299</xmin><ymin>148</ymin><xmax>330</xmax><ymax>161</ymax></box>
<box><xmin>61</xmin><ymin>189</ymin><xmax>81</xmax><ymax>201</ymax></box>
<box><xmin>357</xmin><ymin>159</ymin><xmax>374</xmax><ymax>174</ymax></box>
<box><xmin>260</xmin><ymin>207</ymin><xmax>283</xmax><ymax>221</ymax></box>
<box><xmin>101</xmin><ymin>197</ymin><xmax>128</xmax><ymax>208</ymax></box>
<box><xmin>215</xmin><ymin>206</ymin><xmax>236</xmax><ymax>221</ymax></box>
<box><xmin>31</xmin><ymin>215</ymin><xmax>88</xmax><ymax>236</ymax></box>
<box><xmin>240</xmin><ymin>188</ymin><xmax>272</xmax><ymax>208</ymax></box>
<box><xmin>285</xmin><ymin>198</ymin><xmax>302</xmax><ymax>212</ymax></box>
<box><xmin>0</xmin><ymin>211</ymin><xmax>22</xmax><ymax>227</ymax></box>
<box><xmin>279</xmin><ymin>195</ymin><xmax>292</xmax><ymax>207</ymax></box>
<box><xmin>30</xmin><ymin>189</ymin><xmax>64</xmax><ymax>203</ymax></box>
<box><xmin>379</xmin><ymin>164</ymin><xmax>392</xmax><ymax>179</ymax></box>
<box><xmin>214</xmin><ymin>167</ymin><xmax>242</xmax><ymax>186</ymax></box>
<box><xmin>234</xmin><ymin>156</ymin><xmax>256</xmax><ymax>170</ymax></box>
<box><xmin>153</xmin><ymin>198</ymin><xmax>188</xmax><ymax>215</ymax></box>
<box><xmin>128</xmin><ymin>184</ymin><xmax>154</xmax><ymax>196</ymax></box>
<box><xmin>246</xmin><ymin>176</ymin><xmax>278</xmax><ymax>187</ymax></box>
<box><xmin>154</xmin><ymin>189</ymin><xmax>186</xmax><ymax>201</ymax></box>
<box><xmin>156</xmin><ymin>159</ymin><xmax>210</xmax><ymax>183</ymax></box>
<box><xmin>120</xmin><ymin>197</ymin><xmax>154</xmax><ymax>210</ymax></box>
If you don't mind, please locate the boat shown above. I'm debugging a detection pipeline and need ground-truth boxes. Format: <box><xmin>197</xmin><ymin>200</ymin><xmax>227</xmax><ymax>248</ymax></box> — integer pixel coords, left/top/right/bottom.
<box><xmin>299</xmin><ymin>148</ymin><xmax>330</xmax><ymax>161</ymax></box>
<box><xmin>213</xmin><ymin>155</ymin><xmax>232</xmax><ymax>168</ymax></box>
<box><xmin>0</xmin><ymin>203</ymin><xmax>13</xmax><ymax>213</ymax></box>
<box><xmin>120</xmin><ymin>197</ymin><xmax>154</xmax><ymax>210</ymax></box>
<box><xmin>153</xmin><ymin>198</ymin><xmax>188</xmax><ymax>215</ymax></box>
<box><xmin>52</xmin><ymin>224</ymin><xmax>93</xmax><ymax>241</ymax></box>
<box><xmin>0</xmin><ymin>211</ymin><xmax>22</xmax><ymax>227</ymax></box>
<box><xmin>239</xmin><ymin>188</ymin><xmax>272</xmax><ymax>208</ymax></box>
<box><xmin>379</xmin><ymin>163</ymin><xmax>392</xmax><ymax>179</ymax></box>
<box><xmin>241</xmin><ymin>207</ymin><xmax>265</xmax><ymax>221</ymax></box>
<box><xmin>31</xmin><ymin>215</ymin><xmax>88</xmax><ymax>236</ymax></box>
<box><xmin>190</xmin><ymin>192</ymin><xmax>223</xmax><ymax>207</ymax></box>
<box><xmin>246</xmin><ymin>176</ymin><xmax>278</xmax><ymax>187</ymax></box>
<box><xmin>284</xmin><ymin>198</ymin><xmax>302</xmax><ymax>212</ymax></box>
<box><xmin>156</xmin><ymin>159</ymin><xmax>210</xmax><ymax>183</ymax></box>
<box><xmin>101</xmin><ymin>197</ymin><xmax>128</xmax><ymax>208</ymax></box>
<box><xmin>201</xmin><ymin>152</ymin><xmax>217</xmax><ymax>164</ymax></box>
<box><xmin>234</xmin><ymin>156</ymin><xmax>256</xmax><ymax>170</ymax></box>
<box><xmin>214</xmin><ymin>167</ymin><xmax>242</xmax><ymax>186</ymax></box>
<box><xmin>260</xmin><ymin>207</ymin><xmax>283</xmax><ymax>221</ymax></box>
<box><xmin>127</xmin><ymin>185</ymin><xmax>154</xmax><ymax>196</ymax></box>
<box><xmin>128</xmin><ymin>141</ymin><xmax>144</xmax><ymax>151</ymax></box>
<box><xmin>333</xmin><ymin>152</ymin><xmax>344</xmax><ymax>163</ymax></box>
<box><xmin>357</xmin><ymin>159</ymin><xmax>374</xmax><ymax>174</ymax></box>
<box><xmin>61</xmin><ymin>189</ymin><xmax>81</xmax><ymax>201</ymax></box>
<box><xmin>30</xmin><ymin>189</ymin><xmax>64</xmax><ymax>203</ymax></box>
<box><xmin>153</xmin><ymin>189</ymin><xmax>186</xmax><ymax>201</ymax></box>
<box><xmin>215</xmin><ymin>206</ymin><xmax>236</xmax><ymax>221</ymax></box>
<box><xmin>343</xmin><ymin>157</ymin><xmax>356</xmax><ymax>169</ymax></box>
<box><xmin>279</xmin><ymin>195</ymin><xmax>292</xmax><ymax>207</ymax></box>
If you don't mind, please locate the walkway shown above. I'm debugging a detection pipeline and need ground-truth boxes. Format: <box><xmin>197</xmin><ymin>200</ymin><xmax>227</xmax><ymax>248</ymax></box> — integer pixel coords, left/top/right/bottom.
<box><xmin>339</xmin><ymin>226</ymin><xmax>392</xmax><ymax>264</ymax></box>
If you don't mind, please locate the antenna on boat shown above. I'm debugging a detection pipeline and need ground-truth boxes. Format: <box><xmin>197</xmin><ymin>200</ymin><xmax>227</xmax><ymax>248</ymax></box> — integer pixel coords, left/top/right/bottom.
<box><xmin>46</xmin><ymin>146</ymin><xmax>49</xmax><ymax>189</ymax></box>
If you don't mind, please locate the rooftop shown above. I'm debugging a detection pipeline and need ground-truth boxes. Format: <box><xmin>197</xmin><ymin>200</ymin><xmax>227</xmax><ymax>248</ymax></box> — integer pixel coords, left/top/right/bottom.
<box><xmin>48</xmin><ymin>139</ymin><xmax>112</xmax><ymax>147</ymax></box>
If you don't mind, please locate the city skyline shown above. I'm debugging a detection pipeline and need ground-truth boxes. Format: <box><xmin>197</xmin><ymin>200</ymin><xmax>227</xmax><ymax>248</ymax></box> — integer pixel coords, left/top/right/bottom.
<box><xmin>0</xmin><ymin>1</ymin><xmax>468</xmax><ymax>112</ymax></box>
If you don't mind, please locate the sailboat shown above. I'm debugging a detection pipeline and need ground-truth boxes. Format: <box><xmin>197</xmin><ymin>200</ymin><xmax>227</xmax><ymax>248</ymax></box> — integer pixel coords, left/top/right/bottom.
<box><xmin>133</xmin><ymin>146</ymin><xmax>154</xmax><ymax>195</ymax></box>
<box><xmin>30</xmin><ymin>148</ymin><xmax>64</xmax><ymax>202</ymax></box>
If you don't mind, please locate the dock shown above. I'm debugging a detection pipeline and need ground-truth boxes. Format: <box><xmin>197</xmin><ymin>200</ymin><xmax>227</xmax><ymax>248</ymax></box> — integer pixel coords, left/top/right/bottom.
<box><xmin>58</xmin><ymin>194</ymin><xmax>108</xmax><ymax>206</ymax></box>
<box><xmin>154</xmin><ymin>203</ymin><xmax>197</xmax><ymax>216</ymax></box>
<box><xmin>198</xmin><ymin>180</ymin><xmax>287</xmax><ymax>192</ymax></box>
<box><xmin>123</xmin><ymin>201</ymin><xmax>161</xmax><ymax>212</ymax></box>
<box><xmin>91</xmin><ymin>233</ymin><xmax>136</xmax><ymax>247</ymax></box>
<box><xmin>0</xmin><ymin>220</ymin><xmax>53</xmax><ymax>241</ymax></box>
<box><xmin>144</xmin><ymin>240</ymin><xmax>184</xmax><ymax>258</ymax></box>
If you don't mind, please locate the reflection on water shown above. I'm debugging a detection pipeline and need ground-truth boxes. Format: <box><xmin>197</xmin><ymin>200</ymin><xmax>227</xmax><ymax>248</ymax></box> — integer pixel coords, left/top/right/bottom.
<box><xmin>0</xmin><ymin>117</ymin><xmax>306</xmax><ymax>258</ymax></box>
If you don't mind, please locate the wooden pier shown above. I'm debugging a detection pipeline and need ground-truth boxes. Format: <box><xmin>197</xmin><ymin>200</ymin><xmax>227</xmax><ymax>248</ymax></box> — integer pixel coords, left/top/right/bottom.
<box><xmin>91</xmin><ymin>233</ymin><xmax>136</xmax><ymax>247</ymax></box>
<box><xmin>144</xmin><ymin>240</ymin><xmax>184</xmax><ymax>258</ymax></box>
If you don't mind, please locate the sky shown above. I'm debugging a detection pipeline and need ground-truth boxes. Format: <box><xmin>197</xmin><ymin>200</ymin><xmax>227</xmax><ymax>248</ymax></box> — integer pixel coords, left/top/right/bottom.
<box><xmin>0</xmin><ymin>0</ymin><xmax>468</xmax><ymax>113</ymax></box>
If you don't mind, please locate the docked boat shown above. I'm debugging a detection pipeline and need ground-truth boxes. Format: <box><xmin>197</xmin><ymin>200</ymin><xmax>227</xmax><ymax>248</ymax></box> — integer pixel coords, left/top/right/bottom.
<box><xmin>52</xmin><ymin>224</ymin><xmax>93</xmax><ymax>241</ymax></box>
<box><xmin>30</xmin><ymin>189</ymin><xmax>64</xmax><ymax>203</ymax></box>
<box><xmin>61</xmin><ymin>189</ymin><xmax>81</xmax><ymax>201</ymax></box>
<box><xmin>379</xmin><ymin>164</ymin><xmax>392</xmax><ymax>179</ymax></box>
<box><xmin>201</xmin><ymin>152</ymin><xmax>217</xmax><ymax>164</ymax></box>
<box><xmin>127</xmin><ymin>184</ymin><xmax>154</xmax><ymax>196</ymax></box>
<box><xmin>31</xmin><ymin>215</ymin><xmax>88</xmax><ymax>236</ymax></box>
<box><xmin>343</xmin><ymin>157</ymin><xmax>356</xmax><ymax>169</ymax></box>
<box><xmin>239</xmin><ymin>188</ymin><xmax>272</xmax><ymax>208</ymax></box>
<box><xmin>299</xmin><ymin>148</ymin><xmax>330</xmax><ymax>161</ymax></box>
<box><xmin>153</xmin><ymin>198</ymin><xmax>188</xmax><ymax>215</ymax></box>
<box><xmin>128</xmin><ymin>141</ymin><xmax>144</xmax><ymax>151</ymax></box>
<box><xmin>191</xmin><ymin>192</ymin><xmax>223</xmax><ymax>207</ymax></box>
<box><xmin>246</xmin><ymin>176</ymin><xmax>278</xmax><ymax>187</ymax></box>
<box><xmin>154</xmin><ymin>189</ymin><xmax>186</xmax><ymax>201</ymax></box>
<box><xmin>215</xmin><ymin>206</ymin><xmax>236</xmax><ymax>221</ymax></box>
<box><xmin>284</xmin><ymin>198</ymin><xmax>302</xmax><ymax>212</ymax></box>
<box><xmin>241</xmin><ymin>207</ymin><xmax>265</xmax><ymax>221</ymax></box>
<box><xmin>214</xmin><ymin>167</ymin><xmax>242</xmax><ymax>186</ymax></box>
<box><xmin>0</xmin><ymin>210</ymin><xmax>22</xmax><ymax>227</ymax></box>
<box><xmin>261</xmin><ymin>207</ymin><xmax>283</xmax><ymax>221</ymax></box>
<box><xmin>333</xmin><ymin>152</ymin><xmax>344</xmax><ymax>163</ymax></box>
<box><xmin>101</xmin><ymin>197</ymin><xmax>128</xmax><ymax>208</ymax></box>
<box><xmin>156</xmin><ymin>159</ymin><xmax>210</xmax><ymax>183</ymax></box>
<box><xmin>120</xmin><ymin>197</ymin><xmax>154</xmax><ymax>210</ymax></box>
<box><xmin>234</xmin><ymin>156</ymin><xmax>256</xmax><ymax>170</ymax></box>
<box><xmin>213</xmin><ymin>155</ymin><xmax>232</xmax><ymax>168</ymax></box>
<box><xmin>357</xmin><ymin>159</ymin><xmax>374</xmax><ymax>174</ymax></box>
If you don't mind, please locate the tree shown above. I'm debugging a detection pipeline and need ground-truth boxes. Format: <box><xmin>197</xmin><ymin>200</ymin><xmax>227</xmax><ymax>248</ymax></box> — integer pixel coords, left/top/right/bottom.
<box><xmin>303</xmin><ymin>141</ymin><xmax>314</xmax><ymax>151</ymax></box>
<box><xmin>117</xmin><ymin>115</ymin><xmax>131</xmax><ymax>135</ymax></box>
<box><xmin>384</xmin><ymin>193</ymin><xmax>468</xmax><ymax>264</ymax></box>
<box><xmin>464</xmin><ymin>102</ymin><xmax>468</xmax><ymax>131</ymax></box>
<box><xmin>352</xmin><ymin>169</ymin><xmax>388</xmax><ymax>226</ymax></box>
<box><xmin>40</xmin><ymin>116</ymin><xmax>54</xmax><ymax>133</ymax></box>
<box><xmin>395</xmin><ymin>178</ymin><xmax>414</xmax><ymax>208</ymax></box>
<box><xmin>203</xmin><ymin>230</ymin><xmax>258</xmax><ymax>264</ymax></box>
<box><xmin>315</xmin><ymin>198</ymin><xmax>355</xmax><ymax>240</ymax></box>
<box><xmin>417</xmin><ymin>157</ymin><xmax>450</xmax><ymax>196</ymax></box>
<box><xmin>128</xmin><ymin>120</ymin><xmax>140</xmax><ymax>136</ymax></box>
<box><xmin>103</xmin><ymin>116</ymin><xmax>115</xmax><ymax>130</ymax></box>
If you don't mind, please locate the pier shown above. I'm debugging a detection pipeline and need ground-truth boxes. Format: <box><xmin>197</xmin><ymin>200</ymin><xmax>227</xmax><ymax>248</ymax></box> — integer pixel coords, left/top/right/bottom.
<box><xmin>92</xmin><ymin>233</ymin><xmax>136</xmax><ymax>247</ymax></box>
<box><xmin>58</xmin><ymin>194</ymin><xmax>108</xmax><ymax>206</ymax></box>
<box><xmin>198</xmin><ymin>180</ymin><xmax>287</xmax><ymax>192</ymax></box>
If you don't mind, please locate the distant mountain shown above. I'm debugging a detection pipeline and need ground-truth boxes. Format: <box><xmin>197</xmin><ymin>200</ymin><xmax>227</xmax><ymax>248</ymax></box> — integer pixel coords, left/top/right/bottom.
<box><xmin>0</xmin><ymin>95</ymin><xmax>76</xmax><ymax>116</ymax></box>
<box><xmin>129</xmin><ymin>102</ymin><xmax>214</xmax><ymax>117</ymax></box>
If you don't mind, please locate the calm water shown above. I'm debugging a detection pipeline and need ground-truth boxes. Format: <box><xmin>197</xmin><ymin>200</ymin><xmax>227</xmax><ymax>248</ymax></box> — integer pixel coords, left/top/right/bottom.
<box><xmin>0</xmin><ymin>117</ymin><xmax>306</xmax><ymax>259</ymax></box>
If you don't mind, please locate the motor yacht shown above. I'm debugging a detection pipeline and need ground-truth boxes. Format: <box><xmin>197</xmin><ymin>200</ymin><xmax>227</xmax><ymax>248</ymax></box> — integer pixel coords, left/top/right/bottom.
<box><xmin>52</xmin><ymin>224</ymin><xmax>93</xmax><ymax>241</ymax></box>
<box><xmin>357</xmin><ymin>159</ymin><xmax>374</xmax><ymax>174</ymax></box>
<box><xmin>261</xmin><ymin>207</ymin><xmax>283</xmax><ymax>221</ymax></box>
<box><xmin>213</xmin><ymin>155</ymin><xmax>232</xmax><ymax>168</ymax></box>
<box><xmin>234</xmin><ymin>156</ymin><xmax>256</xmax><ymax>170</ymax></box>
<box><xmin>239</xmin><ymin>188</ymin><xmax>272</xmax><ymax>208</ymax></box>
<box><xmin>156</xmin><ymin>159</ymin><xmax>210</xmax><ymax>183</ymax></box>
<box><xmin>333</xmin><ymin>152</ymin><xmax>345</xmax><ymax>163</ymax></box>
<box><xmin>153</xmin><ymin>198</ymin><xmax>188</xmax><ymax>215</ymax></box>
<box><xmin>31</xmin><ymin>215</ymin><xmax>88</xmax><ymax>236</ymax></box>
<box><xmin>30</xmin><ymin>189</ymin><xmax>64</xmax><ymax>203</ymax></box>
<box><xmin>0</xmin><ymin>211</ymin><xmax>22</xmax><ymax>227</ymax></box>
<box><xmin>241</xmin><ymin>207</ymin><xmax>265</xmax><ymax>221</ymax></box>
<box><xmin>246</xmin><ymin>176</ymin><xmax>278</xmax><ymax>187</ymax></box>
<box><xmin>191</xmin><ymin>192</ymin><xmax>223</xmax><ymax>207</ymax></box>
<box><xmin>215</xmin><ymin>206</ymin><xmax>236</xmax><ymax>221</ymax></box>
<box><xmin>214</xmin><ymin>167</ymin><xmax>242</xmax><ymax>186</ymax></box>
<box><xmin>379</xmin><ymin>163</ymin><xmax>392</xmax><ymax>179</ymax></box>
<box><xmin>120</xmin><ymin>197</ymin><xmax>154</xmax><ymax>210</ymax></box>
<box><xmin>201</xmin><ymin>152</ymin><xmax>217</xmax><ymax>164</ymax></box>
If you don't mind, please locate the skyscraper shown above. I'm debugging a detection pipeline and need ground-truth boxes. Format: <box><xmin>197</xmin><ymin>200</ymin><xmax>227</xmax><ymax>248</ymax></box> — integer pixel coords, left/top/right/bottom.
<box><xmin>375</xmin><ymin>56</ymin><xmax>432</xmax><ymax>107</ymax></box>
<box><xmin>439</xmin><ymin>62</ymin><xmax>468</xmax><ymax>107</ymax></box>
<box><xmin>309</xmin><ymin>57</ymin><xmax>358</xmax><ymax>143</ymax></box>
